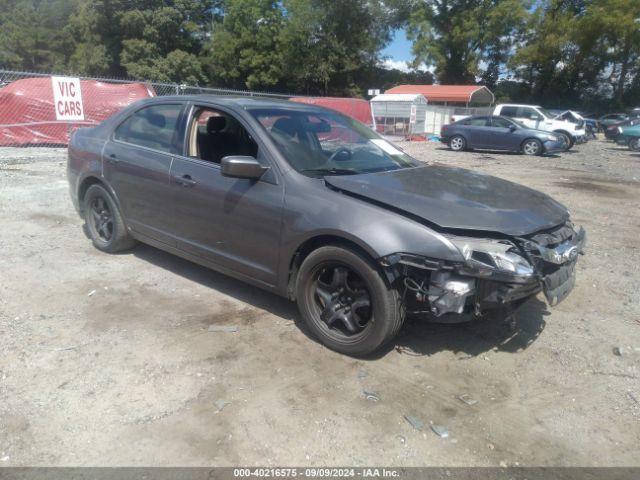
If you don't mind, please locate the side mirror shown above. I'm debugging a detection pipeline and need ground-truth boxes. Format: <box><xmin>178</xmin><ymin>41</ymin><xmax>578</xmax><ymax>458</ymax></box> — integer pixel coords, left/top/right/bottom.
<box><xmin>509</xmin><ymin>125</ymin><xmax>517</xmax><ymax>132</ymax></box>
<box><xmin>221</xmin><ymin>156</ymin><xmax>269</xmax><ymax>180</ymax></box>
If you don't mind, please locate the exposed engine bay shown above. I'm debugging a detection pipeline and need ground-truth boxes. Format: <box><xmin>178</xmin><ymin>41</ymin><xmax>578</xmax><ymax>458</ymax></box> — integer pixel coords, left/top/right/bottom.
<box><xmin>381</xmin><ymin>222</ymin><xmax>586</xmax><ymax>322</ymax></box>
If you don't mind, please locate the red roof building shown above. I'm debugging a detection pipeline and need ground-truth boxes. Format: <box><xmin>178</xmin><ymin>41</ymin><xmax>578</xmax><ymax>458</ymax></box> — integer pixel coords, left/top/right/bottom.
<box><xmin>385</xmin><ymin>84</ymin><xmax>494</xmax><ymax>106</ymax></box>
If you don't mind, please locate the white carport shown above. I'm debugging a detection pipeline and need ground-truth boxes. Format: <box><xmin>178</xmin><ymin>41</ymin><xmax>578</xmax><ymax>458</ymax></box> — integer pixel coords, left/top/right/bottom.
<box><xmin>370</xmin><ymin>93</ymin><xmax>428</xmax><ymax>136</ymax></box>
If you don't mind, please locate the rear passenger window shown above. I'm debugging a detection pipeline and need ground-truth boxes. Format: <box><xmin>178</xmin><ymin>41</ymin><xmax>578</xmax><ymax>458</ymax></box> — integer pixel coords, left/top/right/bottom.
<box><xmin>114</xmin><ymin>104</ymin><xmax>183</xmax><ymax>154</ymax></box>
<box><xmin>500</xmin><ymin>106</ymin><xmax>518</xmax><ymax>117</ymax></box>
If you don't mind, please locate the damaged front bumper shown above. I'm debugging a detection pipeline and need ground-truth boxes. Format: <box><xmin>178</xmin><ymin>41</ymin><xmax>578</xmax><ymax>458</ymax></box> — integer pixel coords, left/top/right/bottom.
<box><xmin>381</xmin><ymin>222</ymin><xmax>586</xmax><ymax>319</ymax></box>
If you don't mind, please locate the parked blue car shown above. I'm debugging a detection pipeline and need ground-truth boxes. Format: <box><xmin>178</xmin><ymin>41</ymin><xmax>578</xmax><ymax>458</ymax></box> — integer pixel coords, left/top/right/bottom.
<box><xmin>441</xmin><ymin>115</ymin><xmax>566</xmax><ymax>156</ymax></box>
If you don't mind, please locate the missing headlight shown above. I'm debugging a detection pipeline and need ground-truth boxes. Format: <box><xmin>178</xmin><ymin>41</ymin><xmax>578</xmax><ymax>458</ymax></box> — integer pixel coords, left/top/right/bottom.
<box><xmin>448</xmin><ymin>236</ymin><xmax>535</xmax><ymax>283</ymax></box>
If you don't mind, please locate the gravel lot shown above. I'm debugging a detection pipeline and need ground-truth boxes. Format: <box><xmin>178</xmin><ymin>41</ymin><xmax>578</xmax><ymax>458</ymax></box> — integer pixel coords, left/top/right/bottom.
<box><xmin>0</xmin><ymin>139</ymin><xmax>639</xmax><ymax>466</ymax></box>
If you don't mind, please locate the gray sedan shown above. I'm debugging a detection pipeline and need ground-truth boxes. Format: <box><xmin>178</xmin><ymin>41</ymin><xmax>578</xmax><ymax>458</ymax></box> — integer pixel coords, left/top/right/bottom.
<box><xmin>441</xmin><ymin>115</ymin><xmax>566</xmax><ymax>155</ymax></box>
<box><xmin>68</xmin><ymin>97</ymin><xmax>584</xmax><ymax>355</ymax></box>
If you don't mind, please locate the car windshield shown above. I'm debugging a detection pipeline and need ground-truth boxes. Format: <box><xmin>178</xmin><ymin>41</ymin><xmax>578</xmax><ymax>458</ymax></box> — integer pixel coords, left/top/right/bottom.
<box><xmin>249</xmin><ymin>107</ymin><xmax>419</xmax><ymax>177</ymax></box>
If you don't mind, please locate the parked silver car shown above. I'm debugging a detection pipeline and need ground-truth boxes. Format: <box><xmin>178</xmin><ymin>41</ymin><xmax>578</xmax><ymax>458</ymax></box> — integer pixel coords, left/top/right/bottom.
<box><xmin>441</xmin><ymin>115</ymin><xmax>566</xmax><ymax>155</ymax></box>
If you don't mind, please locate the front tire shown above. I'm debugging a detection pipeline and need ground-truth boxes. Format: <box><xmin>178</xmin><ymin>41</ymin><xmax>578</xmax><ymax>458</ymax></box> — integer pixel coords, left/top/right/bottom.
<box><xmin>449</xmin><ymin>135</ymin><xmax>466</xmax><ymax>152</ymax></box>
<box><xmin>83</xmin><ymin>184</ymin><xmax>136</xmax><ymax>253</ymax></box>
<box><xmin>554</xmin><ymin>131</ymin><xmax>574</xmax><ymax>150</ymax></box>
<box><xmin>296</xmin><ymin>245</ymin><xmax>403</xmax><ymax>356</ymax></box>
<box><xmin>522</xmin><ymin>138</ymin><xmax>543</xmax><ymax>156</ymax></box>
<box><xmin>628</xmin><ymin>138</ymin><xmax>640</xmax><ymax>151</ymax></box>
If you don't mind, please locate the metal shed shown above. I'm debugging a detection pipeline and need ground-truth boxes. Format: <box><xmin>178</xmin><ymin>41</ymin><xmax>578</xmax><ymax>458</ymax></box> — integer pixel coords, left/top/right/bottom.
<box><xmin>384</xmin><ymin>84</ymin><xmax>494</xmax><ymax>135</ymax></box>
<box><xmin>370</xmin><ymin>93</ymin><xmax>428</xmax><ymax>136</ymax></box>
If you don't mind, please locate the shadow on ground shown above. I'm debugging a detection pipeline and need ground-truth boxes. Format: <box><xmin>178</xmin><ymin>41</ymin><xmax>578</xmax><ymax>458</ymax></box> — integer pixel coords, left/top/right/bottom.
<box><xmin>133</xmin><ymin>243</ymin><xmax>548</xmax><ymax>360</ymax></box>
<box><xmin>133</xmin><ymin>243</ymin><xmax>299</xmax><ymax>321</ymax></box>
<box><xmin>386</xmin><ymin>298</ymin><xmax>548</xmax><ymax>359</ymax></box>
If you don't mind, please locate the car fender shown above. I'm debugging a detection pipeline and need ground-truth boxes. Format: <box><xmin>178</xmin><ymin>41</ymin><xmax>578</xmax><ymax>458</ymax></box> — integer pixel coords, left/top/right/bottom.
<box><xmin>276</xmin><ymin>179</ymin><xmax>464</xmax><ymax>294</ymax></box>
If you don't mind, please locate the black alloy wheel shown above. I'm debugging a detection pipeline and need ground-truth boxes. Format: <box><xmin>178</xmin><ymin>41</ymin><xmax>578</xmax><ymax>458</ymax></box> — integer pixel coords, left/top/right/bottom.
<box><xmin>89</xmin><ymin>196</ymin><xmax>114</xmax><ymax>242</ymax></box>
<box><xmin>83</xmin><ymin>184</ymin><xmax>136</xmax><ymax>253</ymax></box>
<box><xmin>310</xmin><ymin>263</ymin><xmax>372</xmax><ymax>337</ymax></box>
<box><xmin>296</xmin><ymin>245</ymin><xmax>404</xmax><ymax>356</ymax></box>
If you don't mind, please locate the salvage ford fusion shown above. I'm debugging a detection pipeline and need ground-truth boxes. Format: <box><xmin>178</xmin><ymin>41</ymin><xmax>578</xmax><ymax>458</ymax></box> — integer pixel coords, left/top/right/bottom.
<box><xmin>67</xmin><ymin>96</ymin><xmax>585</xmax><ymax>355</ymax></box>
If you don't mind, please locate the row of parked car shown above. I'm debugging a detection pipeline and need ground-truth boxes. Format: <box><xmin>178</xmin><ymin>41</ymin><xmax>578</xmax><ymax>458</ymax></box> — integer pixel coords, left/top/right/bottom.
<box><xmin>442</xmin><ymin>103</ymin><xmax>590</xmax><ymax>156</ymax></box>
<box><xmin>598</xmin><ymin>114</ymin><xmax>640</xmax><ymax>151</ymax></box>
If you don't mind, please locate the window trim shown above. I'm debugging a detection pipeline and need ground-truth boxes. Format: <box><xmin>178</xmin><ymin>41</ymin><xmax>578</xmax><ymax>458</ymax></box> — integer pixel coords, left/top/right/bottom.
<box><xmin>170</xmin><ymin>102</ymin><xmax>280</xmax><ymax>184</ymax></box>
<box><xmin>111</xmin><ymin>102</ymin><xmax>187</xmax><ymax>155</ymax></box>
<box><xmin>178</xmin><ymin>102</ymin><xmax>274</xmax><ymax>167</ymax></box>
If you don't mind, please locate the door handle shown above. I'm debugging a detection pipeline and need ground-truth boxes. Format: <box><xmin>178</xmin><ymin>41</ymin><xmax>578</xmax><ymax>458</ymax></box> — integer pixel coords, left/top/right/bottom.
<box><xmin>174</xmin><ymin>174</ymin><xmax>197</xmax><ymax>187</ymax></box>
<box><xmin>106</xmin><ymin>153</ymin><xmax>119</xmax><ymax>164</ymax></box>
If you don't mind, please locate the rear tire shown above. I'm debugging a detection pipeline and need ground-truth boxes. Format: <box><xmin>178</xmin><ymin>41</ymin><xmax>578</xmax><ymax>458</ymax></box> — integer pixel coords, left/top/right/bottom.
<box><xmin>629</xmin><ymin>138</ymin><xmax>640</xmax><ymax>152</ymax></box>
<box><xmin>522</xmin><ymin>138</ymin><xmax>543</xmax><ymax>156</ymax></box>
<box><xmin>83</xmin><ymin>184</ymin><xmax>136</xmax><ymax>253</ymax></box>
<box><xmin>449</xmin><ymin>135</ymin><xmax>466</xmax><ymax>152</ymax></box>
<box><xmin>295</xmin><ymin>245</ymin><xmax>403</xmax><ymax>356</ymax></box>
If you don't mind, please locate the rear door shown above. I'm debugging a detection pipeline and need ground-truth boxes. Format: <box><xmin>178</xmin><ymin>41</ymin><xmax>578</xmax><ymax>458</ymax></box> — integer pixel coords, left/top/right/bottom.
<box><xmin>459</xmin><ymin>116</ymin><xmax>491</xmax><ymax>148</ymax></box>
<box><xmin>103</xmin><ymin>102</ymin><xmax>186</xmax><ymax>245</ymax></box>
<box><xmin>169</xmin><ymin>104</ymin><xmax>284</xmax><ymax>286</ymax></box>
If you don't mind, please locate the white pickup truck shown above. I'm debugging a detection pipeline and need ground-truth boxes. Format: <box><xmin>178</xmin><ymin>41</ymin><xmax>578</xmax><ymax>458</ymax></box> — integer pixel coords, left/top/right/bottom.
<box><xmin>452</xmin><ymin>104</ymin><xmax>587</xmax><ymax>149</ymax></box>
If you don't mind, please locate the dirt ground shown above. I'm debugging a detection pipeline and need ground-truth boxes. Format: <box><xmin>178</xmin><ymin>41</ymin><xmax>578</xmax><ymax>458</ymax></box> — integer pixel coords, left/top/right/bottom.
<box><xmin>0</xmin><ymin>139</ymin><xmax>639</xmax><ymax>467</ymax></box>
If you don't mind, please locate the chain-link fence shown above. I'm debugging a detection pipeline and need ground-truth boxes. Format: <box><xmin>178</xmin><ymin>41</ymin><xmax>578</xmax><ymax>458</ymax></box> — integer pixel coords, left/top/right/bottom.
<box><xmin>0</xmin><ymin>69</ymin><xmax>374</xmax><ymax>147</ymax></box>
<box><xmin>0</xmin><ymin>69</ymin><xmax>293</xmax><ymax>147</ymax></box>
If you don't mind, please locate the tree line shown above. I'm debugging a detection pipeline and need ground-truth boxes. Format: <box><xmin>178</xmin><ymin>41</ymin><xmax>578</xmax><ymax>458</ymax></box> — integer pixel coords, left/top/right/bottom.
<box><xmin>1</xmin><ymin>0</ymin><xmax>639</xmax><ymax>112</ymax></box>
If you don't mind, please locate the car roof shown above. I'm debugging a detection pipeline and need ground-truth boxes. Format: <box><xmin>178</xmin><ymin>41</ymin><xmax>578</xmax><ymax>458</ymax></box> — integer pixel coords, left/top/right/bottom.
<box><xmin>143</xmin><ymin>94</ymin><xmax>331</xmax><ymax>113</ymax></box>
<box><xmin>498</xmin><ymin>104</ymin><xmax>543</xmax><ymax>108</ymax></box>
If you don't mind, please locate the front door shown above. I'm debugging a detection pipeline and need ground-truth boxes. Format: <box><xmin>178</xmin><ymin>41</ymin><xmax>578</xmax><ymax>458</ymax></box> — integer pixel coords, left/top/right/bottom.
<box><xmin>485</xmin><ymin>116</ymin><xmax>521</xmax><ymax>150</ymax></box>
<box><xmin>169</xmin><ymin>105</ymin><xmax>284</xmax><ymax>286</ymax></box>
<box><xmin>103</xmin><ymin>103</ymin><xmax>185</xmax><ymax>245</ymax></box>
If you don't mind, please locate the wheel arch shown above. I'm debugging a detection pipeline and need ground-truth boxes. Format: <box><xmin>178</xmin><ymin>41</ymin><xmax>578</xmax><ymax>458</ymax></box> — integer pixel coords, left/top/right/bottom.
<box><xmin>77</xmin><ymin>175</ymin><xmax>122</xmax><ymax>216</ymax></box>
<box><xmin>286</xmin><ymin>234</ymin><xmax>380</xmax><ymax>301</ymax></box>
<box><xmin>553</xmin><ymin>128</ymin><xmax>573</xmax><ymax>138</ymax></box>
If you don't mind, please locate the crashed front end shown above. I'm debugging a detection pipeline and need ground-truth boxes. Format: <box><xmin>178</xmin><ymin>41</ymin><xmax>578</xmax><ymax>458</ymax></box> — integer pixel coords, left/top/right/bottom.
<box><xmin>382</xmin><ymin>222</ymin><xmax>586</xmax><ymax>321</ymax></box>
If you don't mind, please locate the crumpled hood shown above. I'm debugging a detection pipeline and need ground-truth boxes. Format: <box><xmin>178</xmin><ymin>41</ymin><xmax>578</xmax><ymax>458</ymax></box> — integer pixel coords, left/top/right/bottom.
<box><xmin>324</xmin><ymin>165</ymin><xmax>569</xmax><ymax>236</ymax></box>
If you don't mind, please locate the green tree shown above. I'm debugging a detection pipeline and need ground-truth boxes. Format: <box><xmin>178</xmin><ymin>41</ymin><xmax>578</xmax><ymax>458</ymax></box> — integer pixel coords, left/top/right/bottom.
<box><xmin>67</xmin><ymin>0</ymin><xmax>215</xmax><ymax>81</ymax></box>
<box><xmin>405</xmin><ymin>0</ymin><xmax>531</xmax><ymax>84</ymax></box>
<box><xmin>280</xmin><ymin>0</ymin><xmax>394</xmax><ymax>96</ymax></box>
<box><xmin>0</xmin><ymin>0</ymin><xmax>78</xmax><ymax>71</ymax></box>
<box><xmin>591</xmin><ymin>0</ymin><xmax>640</xmax><ymax>104</ymax></box>
<box><xmin>201</xmin><ymin>0</ymin><xmax>285</xmax><ymax>90</ymax></box>
<box><xmin>510</xmin><ymin>0</ymin><xmax>640</xmax><ymax>109</ymax></box>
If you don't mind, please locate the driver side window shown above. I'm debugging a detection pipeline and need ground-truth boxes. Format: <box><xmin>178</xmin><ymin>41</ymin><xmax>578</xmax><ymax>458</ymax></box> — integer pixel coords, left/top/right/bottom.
<box><xmin>187</xmin><ymin>107</ymin><xmax>258</xmax><ymax>164</ymax></box>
